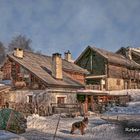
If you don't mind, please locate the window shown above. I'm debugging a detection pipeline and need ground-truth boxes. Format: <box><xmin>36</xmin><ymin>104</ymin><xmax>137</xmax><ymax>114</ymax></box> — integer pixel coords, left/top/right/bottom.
<box><xmin>27</xmin><ymin>95</ymin><xmax>33</xmax><ymax>103</ymax></box>
<box><xmin>116</xmin><ymin>79</ymin><xmax>120</xmax><ymax>86</ymax></box>
<box><xmin>57</xmin><ymin>97</ymin><xmax>65</xmax><ymax>104</ymax></box>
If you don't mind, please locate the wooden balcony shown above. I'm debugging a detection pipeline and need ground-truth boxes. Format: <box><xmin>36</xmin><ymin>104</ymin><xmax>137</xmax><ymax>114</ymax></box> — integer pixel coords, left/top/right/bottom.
<box><xmin>86</xmin><ymin>85</ymin><xmax>101</xmax><ymax>90</ymax></box>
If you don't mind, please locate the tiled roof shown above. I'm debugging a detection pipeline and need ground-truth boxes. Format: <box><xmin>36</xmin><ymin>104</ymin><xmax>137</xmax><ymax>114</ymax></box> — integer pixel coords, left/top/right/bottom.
<box><xmin>8</xmin><ymin>51</ymin><xmax>88</xmax><ymax>88</ymax></box>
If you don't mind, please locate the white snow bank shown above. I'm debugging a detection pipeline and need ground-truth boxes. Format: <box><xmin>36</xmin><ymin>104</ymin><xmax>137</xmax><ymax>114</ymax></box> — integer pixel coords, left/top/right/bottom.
<box><xmin>0</xmin><ymin>130</ymin><xmax>27</xmax><ymax>140</ymax></box>
<box><xmin>105</xmin><ymin>101</ymin><xmax>140</xmax><ymax>115</ymax></box>
<box><xmin>105</xmin><ymin>106</ymin><xmax>140</xmax><ymax>115</ymax></box>
<box><xmin>127</xmin><ymin>101</ymin><xmax>140</xmax><ymax>106</ymax></box>
<box><xmin>27</xmin><ymin>114</ymin><xmax>48</xmax><ymax>131</ymax></box>
<box><xmin>108</xmin><ymin>89</ymin><xmax>140</xmax><ymax>101</ymax></box>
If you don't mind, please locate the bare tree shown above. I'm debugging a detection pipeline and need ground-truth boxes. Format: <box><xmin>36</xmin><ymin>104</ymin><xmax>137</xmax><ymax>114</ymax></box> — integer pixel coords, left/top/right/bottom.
<box><xmin>8</xmin><ymin>35</ymin><xmax>33</xmax><ymax>52</ymax></box>
<box><xmin>0</xmin><ymin>42</ymin><xmax>6</xmax><ymax>64</ymax></box>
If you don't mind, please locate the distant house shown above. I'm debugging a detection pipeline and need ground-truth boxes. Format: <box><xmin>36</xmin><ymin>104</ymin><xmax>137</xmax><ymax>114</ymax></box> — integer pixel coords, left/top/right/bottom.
<box><xmin>1</xmin><ymin>48</ymin><xmax>88</xmax><ymax>110</ymax></box>
<box><xmin>75</xmin><ymin>46</ymin><xmax>140</xmax><ymax>91</ymax></box>
<box><xmin>116</xmin><ymin>47</ymin><xmax>140</xmax><ymax>65</ymax></box>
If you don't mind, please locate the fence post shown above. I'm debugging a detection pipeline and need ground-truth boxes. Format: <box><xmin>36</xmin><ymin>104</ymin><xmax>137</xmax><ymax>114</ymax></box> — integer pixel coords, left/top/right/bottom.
<box><xmin>53</xmin><ymin>112</ymin><xmax>61</xmax><ymax>140</ymax></box>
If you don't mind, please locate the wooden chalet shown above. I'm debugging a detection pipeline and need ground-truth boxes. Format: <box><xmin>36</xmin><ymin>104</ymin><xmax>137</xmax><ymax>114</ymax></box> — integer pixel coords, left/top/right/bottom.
<box><xmin>75</xmin><ymin>46</ymin><xmax>140</xmax><ymax>91</ymax></box>
<box><xmin>1</xmin><ymin>48</ymin><xmax>88</xmax><ymax>114</ymax></box>
<box><xmin>75</xmin><ymin>46</ymin><xmax>140</xmax><ymax>112</ymax></box>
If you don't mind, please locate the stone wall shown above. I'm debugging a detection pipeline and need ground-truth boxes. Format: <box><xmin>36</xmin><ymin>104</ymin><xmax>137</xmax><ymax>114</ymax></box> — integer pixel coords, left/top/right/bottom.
<box><xmin>45</xmin><ymin>91</ymin><xmax>77</xmax><ymax>105</ymax></box>
<box><xmin>7</xmin><ymin>89</ymin><xmax>77</xmax><ymax>105</ymax></box>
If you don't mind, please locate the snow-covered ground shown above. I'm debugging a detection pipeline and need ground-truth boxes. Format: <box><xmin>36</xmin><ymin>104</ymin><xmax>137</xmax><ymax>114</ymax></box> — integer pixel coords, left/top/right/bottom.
<box><xmin>20</xmin><ymin>98</ymin><xmax>140</xmax><ymax>140</ymax></box>
<box><xmin>18</xmin><ymin>113</ymin><xmax>139</xmax><ymax>140</ymax></box>
<box><xmin>0</xmin><ymin>130</ymin><xmax>27</xmax><ymax>140</ymax></box>
<box><xmin>105</xmin><ymin>101</ymin><xmax>140</xmax><ymax>115</ymax></box>
<box><xmin>108</xmin><ymin>89</ymin><xmax>140</xmax><ymax>101</ymax></box>
<box><xmin>1</xmin><ymin>112</ymin><xmax>140</xmax><ymax>140</ymax></box>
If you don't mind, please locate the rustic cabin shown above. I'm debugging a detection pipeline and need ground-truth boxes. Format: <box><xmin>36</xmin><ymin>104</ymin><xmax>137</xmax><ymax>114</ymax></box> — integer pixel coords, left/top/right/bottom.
<box><xmin>1</xmin><ymin>48</ymin><xmax>88</xmax><ymax>115</ymax></box>
<box><xmin>75</xmin><ymin>46</ymin><xmax>140</xmax><ymax>91</ymax></box>
<box><xmin>75</xmin><ymin>46</ymin><xmax>140</xmax><ymax>112</ymax></box>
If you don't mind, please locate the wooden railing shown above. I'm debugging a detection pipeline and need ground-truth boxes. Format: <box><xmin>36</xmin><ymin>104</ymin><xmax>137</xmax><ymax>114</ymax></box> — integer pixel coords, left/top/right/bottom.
<box><xmin>51</xmin><ymin>103</ymin><xmax>80</xmax><ymax>114</ymax></box>
<box><xmin>86</xmin><ymin>85</ymin><xmax>101</xmax><ymax>90</ymax></box>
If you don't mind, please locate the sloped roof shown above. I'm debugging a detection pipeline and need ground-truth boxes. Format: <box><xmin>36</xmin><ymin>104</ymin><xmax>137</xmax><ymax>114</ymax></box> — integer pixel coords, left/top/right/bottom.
<box><xmin>116</xmin><ymin>47</ymin><xmax>140</xmax><ymax>65</ymax></box>
<box><xmin>76</xmin><ymin>46</ymin><xmax>140</xmax><ymax>69</ymax></box>
<box><xmin>8</xmin><ymin>51</ymin><xmax>88</xmax><ymax>88</ymax></box>
<box><xmin>0</xmin><ymin>85</ymin><xmax>11</xmax><ymax>93</ymax></box>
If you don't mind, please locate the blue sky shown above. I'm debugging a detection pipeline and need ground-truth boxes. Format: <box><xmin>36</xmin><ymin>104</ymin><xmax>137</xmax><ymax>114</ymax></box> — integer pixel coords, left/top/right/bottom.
<box><xmin>0</xmin><ymin>0</ymin><xmax>140</xmax><ymax>59</ymax></box>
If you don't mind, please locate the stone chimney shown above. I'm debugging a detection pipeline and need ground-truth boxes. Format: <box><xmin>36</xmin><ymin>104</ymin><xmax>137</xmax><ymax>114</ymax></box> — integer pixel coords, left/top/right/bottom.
<box><xmin>52</xmin><ymin>53</ymin><xmax>63</xmax><ymax>80</ymax></box>
<box><xmin>13</xmin><ymin>48</ymin><xmax>23</xmax><ymax>58</ymax></box>
<box><xmin>64</xmin><ymin>50</ymin><xmax>72</xmax><ymax>62</ymax></box>
<box><xmin>126</xmin><ymin>47</ymin><xmax>132</xmax><ymax>60</ymax></box>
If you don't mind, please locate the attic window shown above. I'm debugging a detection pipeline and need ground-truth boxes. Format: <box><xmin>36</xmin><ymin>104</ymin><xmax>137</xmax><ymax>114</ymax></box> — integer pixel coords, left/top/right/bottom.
<box><xmin>41</xmin><ymin>66</ymin><xmax>52</xmax><ymax>75</ymax></box>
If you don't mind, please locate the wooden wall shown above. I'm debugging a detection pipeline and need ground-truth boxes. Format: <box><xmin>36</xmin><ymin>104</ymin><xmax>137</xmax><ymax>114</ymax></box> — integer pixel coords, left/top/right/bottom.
<box><xmin>76</xmin><ymin>48</ymin><xmax>106</xmax><ymax>75</ymax></box>
<box><xmin>108</xmin><ymin>63</ymin><xmax>140</xmax><ymax>90</ymax></box>
<box><xmin>108</xmin><ymin>64</ymin><xmax>140</xmax><ymax>80</ymax></box>
<box><xmin>2</xmin><ymin>59</ymin><xmax>11</xmax><ymax>80</ymax></box>
<box><xmin>2</xmin><ymin>59</ymin><xmax>46</xmax><ymax>89</ymax></box>
<box><xmin>11</xmin><ymin>62</ymin><xmax>46</xmax><ymax>89</ymax></box>
<box><xmin>64</xmin><ymin>71</ymin><xmax>85</xmax><ymax>84</ymax></box>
